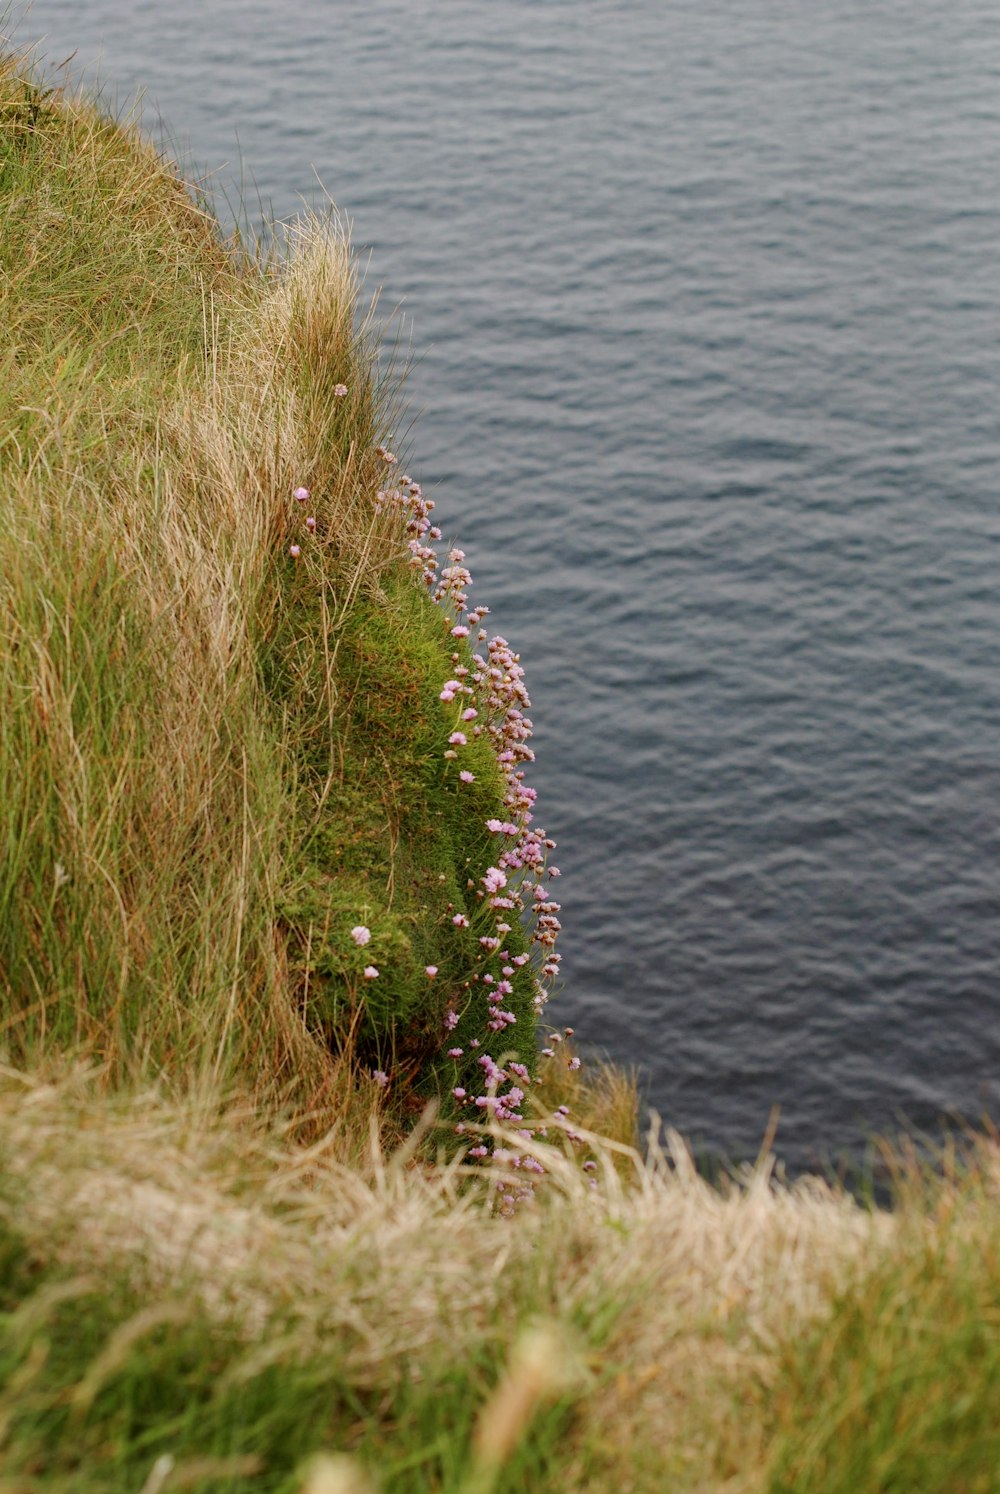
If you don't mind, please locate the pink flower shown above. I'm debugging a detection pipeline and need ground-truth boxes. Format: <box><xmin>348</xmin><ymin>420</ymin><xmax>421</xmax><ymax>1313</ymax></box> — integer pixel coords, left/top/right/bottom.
<box><xmin>289</xmin><ymin>544</ymin><xmax>301</xmax><ymax>558</ymax></box>
<box><xmin>452</xmin><ymin>913</ymin><xmax>469</xmax><ymax>927</ymax></box>
<box><xmin>425</xmin><ymin>965</ymin><xmax>438</xmax><ymax>978</ymax></box>
<box><xmin>305</xmin><ymin>516</ymin><xmax>316</xmax><ymax>531</ymax></box>
<box><xmin>482</xmin><ymin>867</ymin><xmax>507</xmax><ymax>894</ymax></box>
<box><xmin>451</xmin><ymin>625</ymin><xmax>469</xmax><ymax>639</ymax></box>
<box><xmin>447</xmin><ymin>1047</ymin><xmax>463</xmax><ymax>1058</ymax></box>
<box><xmin>334</xmin><ymin>383</ymin><xmax>348</xmax><ymax>397</ymax></box>
<box><xmin>372</xmin><ymin>1069</ymin><xmax>389</xmax><ymax>1087</ymax></box>
<box><xmin>363</xmin><ymin>965</ymin><xmax>379</xmax><ymax>980</ymax></box>
<box><xmin>459</xmin><ymin>770</ymin><xmax>475</xmax><ymax>783</ymax></box>
<box><xmin>461</xmin><ymin>708</ymin><xmax>478</xmax><ymax>721</ymax></box>
<box><xmin>350</xmin><ymin>926</ymin><xmax>371</xmax><ymax>946</ymax></box>
<box><xmin>293</xmin><ymin>486</ymin><xmax>309</xmax><ymax>501</ymax></box>
<box><xmin>448</xmin><ymin>731</ymin><xmax>467</xmax><ymax>747</ymax></box>
<box><xmin>452</xmin><ymin>1087</ymin><xmax>467</xmax><ymax>1100</ymax></box>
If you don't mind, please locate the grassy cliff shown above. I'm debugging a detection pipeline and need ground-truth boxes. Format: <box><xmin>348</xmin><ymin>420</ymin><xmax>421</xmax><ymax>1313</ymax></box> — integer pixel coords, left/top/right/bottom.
<box><xmin>0</xmin><ymin>50</ymin><xmax>552</xmax><ymax>1125</ymax></box>
<box><xmin>1</xmin><ymin>54</ymin><xmax>999</xmax><ymax>1494</ymax></box>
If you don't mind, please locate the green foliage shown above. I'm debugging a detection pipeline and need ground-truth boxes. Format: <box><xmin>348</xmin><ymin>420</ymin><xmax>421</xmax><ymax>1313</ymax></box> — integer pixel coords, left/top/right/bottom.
<box><xmin>764</xmin><ymin>1220</ymin><xmax>1000</xmax><ymax>1493</ymax></box>
<box><xmin>0</xmin><ymin>1214</ymin><xmax>590</xmax><ymax>1493</ymax></box>
<box><xmin>272</xmin><ymin>570</ymin><xmax>536</xmax><ymax>1088</ymax></box>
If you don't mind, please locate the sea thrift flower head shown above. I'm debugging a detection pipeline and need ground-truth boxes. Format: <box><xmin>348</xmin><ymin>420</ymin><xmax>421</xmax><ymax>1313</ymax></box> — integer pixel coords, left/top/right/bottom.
<box><xmin>350</xmin><ymin>926</ymin><xmax>371</xmax><ymax>946</ymax></box>
<box><xmin>425</xmin><ymin>965</ymin><xmax>438</xmax><ymax>978</ymax></box>
<box><xmin>334</xmin><ymin>383</ymin><xmax>348</xmax><ymax>397</ymax></box>
<box><xmin>293</xmin><ymin>486</ymin><xmax>309</xmax><ymax>502</ymax></box>
<box><xmin>447</xmin><ymin>1047</ymin><xmax>463</xmax><ymax>1058</ymax></box>
<box><xmin>363</xmin><ymin>966</ymin><xmax>379</xmax><ymax>980</ymax></box>
<box><xmin>372</xmin><ymin>1069</ymin><xmax>389</xmax><ymax>1087</ymax></box>
<box><xmin>289</xmin><ymin>544</ymin><xmax>301</xmax><ymax>558</ymax></box>
<box><xmin>459</xmin><ymin>770</ymin><xmax>475</xmax><ymax>783</ymax></box>
<box><xmin>305</xmin><ymin>516</ymin><xmax>316</xmax><ymax>531</ymax></box>
<box><xmin>448</xmin><ymin>731</ymin><xmax>467</xmax><ymax>747</ymax></box>
<box><xmin>452</xmin><ymin>913</ymin><xmax>470</xmax><ymax>927</ymax></box>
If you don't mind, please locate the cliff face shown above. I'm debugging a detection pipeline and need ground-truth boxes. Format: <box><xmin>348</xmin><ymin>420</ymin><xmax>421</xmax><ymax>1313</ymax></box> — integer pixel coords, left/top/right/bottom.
<box><xmin>0</xmin><ymin>55</ymin><xmax>555</xmax><ymax>1122</ymax></box>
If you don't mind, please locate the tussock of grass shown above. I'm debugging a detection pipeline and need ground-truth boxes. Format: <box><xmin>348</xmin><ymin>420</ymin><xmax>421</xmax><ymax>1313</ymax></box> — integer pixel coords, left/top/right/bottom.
<box><xmin>3</xmin><ymin>49</ymin><xmax>1000</xmax><ymax>1494</ymax></box>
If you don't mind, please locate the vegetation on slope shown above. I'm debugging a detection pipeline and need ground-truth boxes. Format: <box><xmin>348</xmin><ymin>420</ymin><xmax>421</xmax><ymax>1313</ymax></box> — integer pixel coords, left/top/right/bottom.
<box><xmin>0</xmin><ymin>49</ymin><xmax>551</xmax><ymax>1126</ymax></box>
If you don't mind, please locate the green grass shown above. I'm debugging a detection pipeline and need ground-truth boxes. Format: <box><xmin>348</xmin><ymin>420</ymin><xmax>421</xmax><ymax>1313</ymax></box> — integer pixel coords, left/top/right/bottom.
<box><xmin>762</xmin><ymin>1177</ymin><xmax>1000</xmax><ymax>1493</ymax></box>
<box><xmin>0</xmin><ymin>1217</ymin><xmax>588</xmax><ymax>1493</ymax></box>
<box><xmin>4</xmin><ymin>1077</ymin><xmax>1000</xmax><ymax>1494</ymax></box>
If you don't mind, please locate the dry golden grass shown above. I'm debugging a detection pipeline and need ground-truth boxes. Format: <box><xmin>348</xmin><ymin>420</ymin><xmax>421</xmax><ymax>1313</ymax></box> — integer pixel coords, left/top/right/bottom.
<box><xmin>0</xmin><ymin>1065</ymin><xmax>899</xmax><ymax>1491</ymax></box>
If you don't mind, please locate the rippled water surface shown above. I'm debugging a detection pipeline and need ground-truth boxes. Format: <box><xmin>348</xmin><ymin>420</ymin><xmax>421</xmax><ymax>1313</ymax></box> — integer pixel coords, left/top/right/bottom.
<box><xmin>17</xmin><ymin>0</ymin><xmax>1000</xmax><ymax>1170</ymax></box>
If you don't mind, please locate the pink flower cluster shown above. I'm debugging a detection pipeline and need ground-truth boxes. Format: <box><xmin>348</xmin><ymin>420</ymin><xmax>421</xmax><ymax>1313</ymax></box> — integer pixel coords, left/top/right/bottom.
<box><xmin>284</xmin><ymin>464</ymin><xmax>574</xmax><ymax>1149</ymax></box>
<box><xmin>373</xmin><ymin>466</ymin><xmax>569</xmax><ymax>1163</ymax></box>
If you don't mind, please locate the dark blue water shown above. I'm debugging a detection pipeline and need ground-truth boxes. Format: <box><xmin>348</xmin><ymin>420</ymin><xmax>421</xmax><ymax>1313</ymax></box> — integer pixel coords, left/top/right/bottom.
<box><xmin>16</xmin><ymin>0</ymin><xmax>1000</xmax><ymax>1171</ymax></box>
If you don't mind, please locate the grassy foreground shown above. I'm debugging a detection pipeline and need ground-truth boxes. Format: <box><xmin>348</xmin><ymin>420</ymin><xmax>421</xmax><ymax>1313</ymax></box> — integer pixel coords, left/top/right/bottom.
<box><xmin>2</xmin><ymin>52</ymin><xmax>1000</xmax><ymax>1494</ymax></box>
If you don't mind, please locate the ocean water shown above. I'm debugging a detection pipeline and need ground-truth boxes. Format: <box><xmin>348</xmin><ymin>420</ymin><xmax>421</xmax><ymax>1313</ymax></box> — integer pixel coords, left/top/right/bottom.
<box><xmin>15</xmin><ymin>0</ymin><xmax>1000</xmax><ymax>1172</ymax></box>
